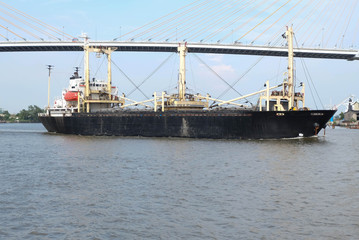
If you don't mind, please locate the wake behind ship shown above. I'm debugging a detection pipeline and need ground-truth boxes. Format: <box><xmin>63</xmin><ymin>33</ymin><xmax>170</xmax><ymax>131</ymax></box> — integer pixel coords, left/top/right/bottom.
<box><xmin>39</xmin><ymin>27</ymin><xmax>336</xmax><ymax>139</ymax></box>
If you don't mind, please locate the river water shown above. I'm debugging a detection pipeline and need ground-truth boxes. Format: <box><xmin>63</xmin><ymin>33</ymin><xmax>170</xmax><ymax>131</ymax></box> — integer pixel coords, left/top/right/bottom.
<box><xmin>0</xmin><ymin>123</ymin><xmax>358</xmax><ymax>239</ymax></box>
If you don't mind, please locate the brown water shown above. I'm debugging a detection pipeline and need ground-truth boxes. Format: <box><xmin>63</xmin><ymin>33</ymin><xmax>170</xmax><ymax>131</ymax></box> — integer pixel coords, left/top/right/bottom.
<box><xmin>0</xmin><ymin>123</ymin><xmax>358</xmax><ymax>239</ymax></box>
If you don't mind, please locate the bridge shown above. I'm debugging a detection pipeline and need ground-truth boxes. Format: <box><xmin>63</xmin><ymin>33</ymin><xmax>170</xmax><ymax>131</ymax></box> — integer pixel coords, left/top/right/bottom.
<box><xmin>0</xmin><ymin>41</ymin><xmax>358</xmax><ymax>60</ymax></box>
<box><xmin>1</xmin><ymin>0</ymin><xmax>359</xmax><ymax>60</ymax></box>
<box><xmin>1</xmin><ymin>0</ymin><xmax>359</xmax><ymax>112</ymax></box>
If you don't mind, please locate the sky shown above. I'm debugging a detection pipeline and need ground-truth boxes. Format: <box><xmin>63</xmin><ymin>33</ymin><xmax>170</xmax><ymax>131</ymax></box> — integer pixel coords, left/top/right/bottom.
<box><xmin>1</xmin><ymin>0</ymin><xmax>359</xmax><ymax>113</ymax></box>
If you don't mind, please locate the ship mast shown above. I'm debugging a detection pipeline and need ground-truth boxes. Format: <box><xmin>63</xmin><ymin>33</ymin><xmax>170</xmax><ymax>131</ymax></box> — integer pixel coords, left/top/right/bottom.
<box><xmin>148</xmin><ymin>42</ymin><xmax>208</xmax><ymax>111</ymax></box>
<box><xmin>84</xmin><ymin>45</ymin><xmax>90</xmax><ymax>112</ymax></box>
<box><xmin>178</xmin><ymin>43</ymin><xmax>187</xmax><ymax>100</ymax></box>
<box><xmin>81</xmin><ymin>39</ymin><xmax>122</xmax><ymax>113</ymax></box>
<box><xmin>254</xmin><ymin>26</ymin><xmax>305</xmax><ymax>111</ymax></box>
<box><xmin>286</xmin><ymin>26</ymin><xmax>295</xmax><ymax>110</ymax></box>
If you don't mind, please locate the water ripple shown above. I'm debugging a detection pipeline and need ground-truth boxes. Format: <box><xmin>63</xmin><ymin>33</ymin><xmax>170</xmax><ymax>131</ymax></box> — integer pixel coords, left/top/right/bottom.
<box><xmin>0</xmin><ymin>124</ymin><xmax>358</xmax><ymax>239</ymax></box>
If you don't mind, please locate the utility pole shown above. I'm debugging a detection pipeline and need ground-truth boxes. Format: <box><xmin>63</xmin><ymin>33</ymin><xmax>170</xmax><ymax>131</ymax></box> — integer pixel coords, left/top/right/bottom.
<box><xmin>47</xmin><ymin>65</ymin><xmax>54</xmax><ymax>109</ymax></box>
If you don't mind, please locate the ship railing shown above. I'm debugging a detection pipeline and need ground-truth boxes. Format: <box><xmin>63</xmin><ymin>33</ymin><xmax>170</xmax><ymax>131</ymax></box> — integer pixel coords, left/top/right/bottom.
<box><xmin>196</xmin><ymin>95</ymin><xmax>244</xmax><ymax>108</ymax></box>
<box><xmin>43</xmin><ymin>107</ymin><xmax>75</xmax><ymax>117</ymax></box>
<box><xmin>216</xmin><ymin>83</ymin><xmax>283</xmax><ymax>107</ymax></box>
<box><xmin>121</xmin><ymin>91</ymin><xmax>253</xmax><ymax>111</ymax></box>
<box><xmin>120</xmin><ymin>87</ymin><xmax>290</xmax><ymax>112</ymax></box>
<box><xmin>120</xmin><ymin>96</ymin><xmax>153</xmax><ymax>109</ymax></box>
<box><xmin>120</xmin><ymin>92</ymin><xmax>173</xmax><ymax>111</ymax></box>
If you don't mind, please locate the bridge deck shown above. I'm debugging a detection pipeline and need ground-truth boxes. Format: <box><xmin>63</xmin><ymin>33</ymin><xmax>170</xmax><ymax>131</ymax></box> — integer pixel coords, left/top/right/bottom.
<box><xmin>0</xmin><ymin>41</ymin><xmax>358</xmax><ymax>60</ymax></box>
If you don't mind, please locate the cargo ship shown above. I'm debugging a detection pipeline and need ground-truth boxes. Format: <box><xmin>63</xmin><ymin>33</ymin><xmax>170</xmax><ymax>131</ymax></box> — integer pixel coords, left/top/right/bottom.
<box><xmin>39</xmin><ymin>27</ymin><xmax>336</xmax><ymax>139</ymax></box>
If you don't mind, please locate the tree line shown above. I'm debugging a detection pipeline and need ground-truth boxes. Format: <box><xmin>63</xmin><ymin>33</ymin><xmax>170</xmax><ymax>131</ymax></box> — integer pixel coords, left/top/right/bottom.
<box><xmin>0</xmin><ymin>105</ymin><xmax>44</xmax><ymax>123</ymax></box>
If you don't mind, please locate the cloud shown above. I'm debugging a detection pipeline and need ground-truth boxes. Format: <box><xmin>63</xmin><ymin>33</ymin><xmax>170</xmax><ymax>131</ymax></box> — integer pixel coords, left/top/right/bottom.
<box><xmin>207</xmin><ymin>54</ymin><xmax>224</xmax><ymax>63</ymax></box>
<box><xmin>212</xmin><ymin>64</ymin><xmax>235</xmax><ymax>75</ymax></box>
<box><xmin>198</xmin><ymin>54</ymin><xmax>235</xmax><ymax>77</ymax></box>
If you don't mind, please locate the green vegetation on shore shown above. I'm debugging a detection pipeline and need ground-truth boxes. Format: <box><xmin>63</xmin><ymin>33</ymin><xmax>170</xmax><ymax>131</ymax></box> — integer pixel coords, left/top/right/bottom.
<box><xmin>0</xmin><ymin>105</ymin><xmax>44</xmax><ymax>123</ymax></box>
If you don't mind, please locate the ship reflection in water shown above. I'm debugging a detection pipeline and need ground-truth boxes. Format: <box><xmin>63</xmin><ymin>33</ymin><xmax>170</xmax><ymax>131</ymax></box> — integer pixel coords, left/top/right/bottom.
<box><xmin>0</xmin><ymin>123</ymin><xmax>358</xmax><ymax>239</ymax></box>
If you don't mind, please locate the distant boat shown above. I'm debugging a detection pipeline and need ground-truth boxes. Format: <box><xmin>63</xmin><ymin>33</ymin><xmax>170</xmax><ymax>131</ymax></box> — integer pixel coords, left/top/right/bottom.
<box><xmin>39</xmin><ymin>27</ymin><xmax>335</xmax><ymax>139</ymax></box>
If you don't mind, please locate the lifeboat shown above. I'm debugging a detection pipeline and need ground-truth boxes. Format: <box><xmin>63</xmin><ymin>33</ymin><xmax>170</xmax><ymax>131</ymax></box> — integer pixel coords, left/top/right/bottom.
<box><xmin>64</xmin><ymin>91</ymin><xmax>78</xmax><ymax>101</ymax></box>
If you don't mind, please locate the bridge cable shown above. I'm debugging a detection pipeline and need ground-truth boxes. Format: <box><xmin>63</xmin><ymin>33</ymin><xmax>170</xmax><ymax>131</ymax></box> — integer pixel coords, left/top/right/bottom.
<box><xmin>286</xmin><ymin>0</ymin><xmax>325</xmax><ymax>47</ymax></box>
<box><xmin>0</xmin><ymin>23</ymin><xmax>26</xmax><ymax>40</ymax></box>
<box><xmin>352</xmin><ymin>5</ymin><xmax>359</xmax><ymax>45</ymax></box>
<box><xmin>114</xmin><ymin>0</ymin><xmax>202</xmax><ymax>40</ymax></box>
<box><xmin>148</xmin><ymin>0</ymin><xmax>223</xmax><ymax>41</ymax></box>
<box><xmin>185</xmin><ymin>0</ymin><xmax>246</xmax><ymax>41</ymax></box>
<box><xmin>326</xmin><ymin>0</ymin><xmax>350</xmax><ymax>47</ymax></box>
<box><xmin>130</xmin><ymin>0</ymin><xmax>210</xmax><ymax>41</ymax></box>
<box><xmin>190</xmin><ymin>0</ymin><xmax>257</xmax><ymax>42</ymax></box>
<box><xmin>202</xmin><ymin>0</ymin><xmax>266</xmax><ymax>43</ymax></box>
<box><xmin>303</xmin><ymin>1</ymin><xmax>332</xmax><ymax>47</ymax></box>
<box><xmin>159</xmin><ymin>0</ymin><xmax>237</xmax><ymax>42</ymax></box>
<box><xmin>0</xmin><ymin>15</ymin><xmax>43</xmax><ymax>40</ymax></box>
<box><xmin>220</xmin><ymin>0</ymin><xmax>279</xmax><ymax>43</ymax></box>
<box><xmin>316</xmin><ymin>1</ymin><xmax>346</xmax><ymax>47</ymax></box>
<box><xmin>253</xmin><ymin>0</ymin><xmax>303</xmax><ymax>44</ymax></box>
<box><xmin>265</xmin><ymin>0</ymin><xmax>316</xmax><ymax>45</ymax></box>
<box><xmin>330</xmin><ymin>0</ymin><xmax>352</xmax><ymax>47</ymax></box>
<box><xmin>351</xmin><ymin>1</ymin><xmax>359</xmax><ymax>45</ymax></box>
<box><xmin>127</xmin><ymin>53</ymin><xmax>175</xmax><ymax>97</ymax></box>
<box><xmin>324</xmin><ymin>0</ymin><xmax>350</xmax><ymax>48</ymax></box>
<box><xmin>178</xmin><ymin>0</ymin><xmax>243</xmax><ymax>42</ymax></box>
<box><xmin>264</xmin><ymin>0</ymin><xmax>321</xmax><ymax>46</ymax></box>
<box><xmin>306</xmin><ymin>1</ymin><xmax>338</xmax><ymax>47</ymax></box>
<box><xmin>178</xmin><ymin>0</ymin><xmax>246</xmax><ymax>42</ymax></box>
<box><xmin>152</xmin><ymin>0</ymin><xmax>222</xmax><ymax>41</ymax></box>
<box><xmin>0</xmin><ymin>8</ymin><xmax>59</xmax><ymax>41</ymax></box>
<box><xmin>129</xmin><ymin>0</ymin><xmax>210</xmax><ymax>41</ymax></box>
<box><xmin>0</xmin><ymin>31</ymin><xmax>7</xmax><ymax>40</ymax></box>
<box><xmin>236</xmin><ymin>0</ymin><xmax>292</xmax><ymax>43</ymax></box>
<box><xmin>302</xmin><ymin>0</ymin><xmax>340</xmax><ymax>47</ymax></box>
<box><xmin>336</xmin><ymin>0</ymin><xmax>358</xmax><ymax>48</ymax></box>
<box><xmin>0</xmin><ymin>1</ymin><xmax>74</xmax><ymax>40</ymax></box>
<box><xmin>295</xmin><ymin>0</ymin><xmax>325</xmax><ymax>33</ymax></box>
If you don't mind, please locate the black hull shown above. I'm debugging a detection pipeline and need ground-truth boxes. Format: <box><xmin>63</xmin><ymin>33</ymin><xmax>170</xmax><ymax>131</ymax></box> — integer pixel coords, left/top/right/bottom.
<box><xmin>39</xmin><ymin>110</ymin><xmax>336</xmax><ymax>139</ymax></box>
